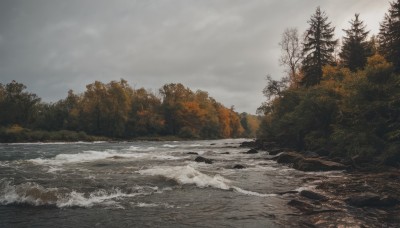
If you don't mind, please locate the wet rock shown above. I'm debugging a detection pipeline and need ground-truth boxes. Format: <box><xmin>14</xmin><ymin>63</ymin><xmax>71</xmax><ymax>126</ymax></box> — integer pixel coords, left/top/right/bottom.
<box><xmin>233</xmin><ymin>164</ymin><xmax>246</xmax><ymax>169</ymax></box>
<box><xmin>275</xmin><ymin>152</ymin><xmax>304</xmax><ymax>164</ymax></box>
<box><xmin>268</xmin><ymin>148</ymin><xmax>285</xmax><ymax>155</ymax></box>
<box><xmin>287</xmin><ymin>199</ymin><xmax>314</xmax><ymax>212</ymax></box>
<box><xmin>346</xmin><ymin>193</ymin><xmax>398</xmax><ymax>207</ymax></box>
<box><xmin>244</xmin><ymin>149</ymin><xmax>258</xmax><ymax>154</ymax></box>
<box><xmin>303</xmin><ymin>151</ymin><xmax>319</xmax><ymax>158</ymax></box>
<box><xmin>187</xmin><ymin>152</ymin><xmax>199</xmax><ymax>155</ymax></box>
<box><xmin>294</xmin><ymin>158</ymin><xmax>346</xmax><ymax>171</ymax></box>
<box><xmin>300</xmin><ymin>190</ymin><xmax>328</xmax><ymax>201</ymax></box>
<box><xmin>345</xmin><ymin>192</ymin><xmax>380</xmax><ymax>207</ymax></box>
<box><xmin>194</xmin><ymin>156</ymin><xmax>213</xmax><ymax>164</ymax></box>
<box><xmin>210</xmin><ymin>143</ymin><xmax>216</xmax><ymax>145</ymax></box>
<box><xmin>239</xmin><ymin>141</ymin><xmax>257</xmax><ymax>148</ymax></box>
<box><xmin>220</xmin><ymin>152</ymin><xmax>230</xmax><ymax>155</ymax></box>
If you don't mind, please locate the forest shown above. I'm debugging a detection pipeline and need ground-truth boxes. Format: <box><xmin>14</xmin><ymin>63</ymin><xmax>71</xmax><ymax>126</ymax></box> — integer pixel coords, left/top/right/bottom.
<box><xmin>257</xmin><ymin>2</ymin><xmax>400</xmax><ymax>166</ymax></box>
<box><xmin>0</xmin><ymin>80</ymin><xmax>260</xmax><ymax>142</ymax></box>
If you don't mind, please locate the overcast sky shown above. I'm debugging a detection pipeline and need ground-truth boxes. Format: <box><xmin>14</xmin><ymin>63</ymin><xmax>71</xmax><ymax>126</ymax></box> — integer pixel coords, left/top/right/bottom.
<box><xmin>0</xmin><ymin>0</ymin><xmax>391</xmax><ymax>114</ymax></box>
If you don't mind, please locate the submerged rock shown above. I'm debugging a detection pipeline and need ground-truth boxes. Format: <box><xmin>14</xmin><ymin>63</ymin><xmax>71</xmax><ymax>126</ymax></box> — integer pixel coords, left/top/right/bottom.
<box><xmin>287</xmin><ymin>199</ymin><xmax>314</xmax><ymax>212</ymax></box>
<box><xmin>233</xmin><ymin>164</ymin><xmax>246</xmax><ymax>169</ymax></box>
<box><xmin>294</xmin><ymin>158</ymin><xmax>346</xmax><ymax>171</ymax></box>
<box><xmin>239</xmin><ymin>141</ymin><xmax>257</xmax><ymax>148</ymax></box>
<box><xmin>346</xmin><ymin>193</ymin><xmax>398</xmax><ymax>207</ymax></box>
<box><xmin>300</xmin><ymin>190</ymin><xmax>328</xmax><ymax>201</ymax></box>
<box><xmin>275</xmin><ymin>152</ymin><xmax>303</xmax><ymax>164</ymax></box>
<box><xmin>194</xmin><ymin>156</ymin><xmax>213</xmax><ymax>164</ymax></box>
<box><xmin>268</xmin><ymin>148</ymin><xmax>285</xmax><ymax>155</ymax></box>
<box><xmin>244</xmin><ymin>149</ymin><xmax>258</xmax><ymax>154</ymax></box>
<box><xmin>187</xmin><ymin>152</ymin><xmax>199</xmax><ymax>155</ymax></box>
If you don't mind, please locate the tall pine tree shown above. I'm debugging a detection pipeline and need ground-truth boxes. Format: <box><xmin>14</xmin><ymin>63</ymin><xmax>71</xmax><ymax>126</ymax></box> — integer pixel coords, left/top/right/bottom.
<box><xmin>379</xmin><ymin>0</ymin><xmax>400</xmax><ymax>72</ymax></box>
<box><xmin>340</xmin><ymin>14</ymin><xmax>372</xmax><ymax>72</ymax></box>
<box><xmin>301</xmin><ymin>7</ymin><xmax>337</xmax><ymax>87</ymax></box>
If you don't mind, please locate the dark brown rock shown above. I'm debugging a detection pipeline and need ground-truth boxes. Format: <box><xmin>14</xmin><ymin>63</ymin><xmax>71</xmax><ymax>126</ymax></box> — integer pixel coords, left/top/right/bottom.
<box><xmin>268</xmin><ymin>148</ymin><xmax>285</xmax><ymax>155</ymax></box>
<box><xmin>244</xmin><ymin>149</ymin><xmax>258</xmax><ymax>154</ymax></box>
<box><xmin>294</xmin><ymin>158</ymin><xmax>346</xmax><ymax>171</ymax></box>
<box><xmin>346</xmin><ymin>192</ymin><xmax>381</xmax><ymax>207</ymax></box>
<box><xmin>287</xmin><ymin>199</ymin><xmax>314</xmax><ymax>212</ymax></box>
<box><xmin>346</xmin><ymin>193</ymin><xmax>399</xmax><ymax>207</ymax></box>
<box><xmin>239</xmin><ymin>141</ymin><xmax>257</xmax><ymax>148</ymax></box>
<box><xmin>300</xmin><ymin>190</ymin><xmax>328</xmax><ymax>201</ymax></box>
<box><xmin>194</xmin><ymin>156</ymin><xmax>213</xmax><ymax>164</ymax></box>
<box><xmin>233</xmin><ymin>164</ymin><xmax>246</xmax><ymax>169</ymax></box>
<box><xmin>275</xmin><ymin>152</ymin><xmax>304</xmax><ymax>164</ymax></box>
<box><xmin>187</xmin><ymin>152</ymin><xmax>199</xmax><ymax>155</ymax></box>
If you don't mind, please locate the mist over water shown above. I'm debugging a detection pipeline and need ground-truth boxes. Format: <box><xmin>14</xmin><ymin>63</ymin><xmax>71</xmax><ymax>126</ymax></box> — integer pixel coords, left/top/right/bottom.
<box><xmin>0</xmin><ymin>139</ymin><xmax>341</xmax><ymax>227</ymax></box>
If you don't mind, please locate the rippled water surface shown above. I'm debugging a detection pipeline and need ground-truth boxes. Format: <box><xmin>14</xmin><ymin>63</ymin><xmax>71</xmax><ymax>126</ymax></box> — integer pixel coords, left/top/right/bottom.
<box><xmin>0</xmin><ymin>139</ymin><xmax>339</xmax><ymax>227</ymax></box>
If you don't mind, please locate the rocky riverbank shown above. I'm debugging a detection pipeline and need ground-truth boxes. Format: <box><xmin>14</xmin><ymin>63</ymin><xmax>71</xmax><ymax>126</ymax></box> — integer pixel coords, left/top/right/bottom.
<box><xmin>240</xmin><ymin>140</ymin><xmax>400</xmax><ymax>227</ymax></box>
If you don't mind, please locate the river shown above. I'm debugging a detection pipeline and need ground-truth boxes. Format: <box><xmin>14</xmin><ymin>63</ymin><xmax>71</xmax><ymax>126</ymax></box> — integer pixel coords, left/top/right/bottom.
<box><xmin>0</xmin><ymin>139</ymin><xmax>344</xmax><ymax>227</ymax></box>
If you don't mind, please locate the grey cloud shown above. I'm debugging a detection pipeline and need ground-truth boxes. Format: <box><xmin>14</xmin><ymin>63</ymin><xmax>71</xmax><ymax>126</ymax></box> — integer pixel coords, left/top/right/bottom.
<box><xmin>0</xmin><ymin>0</ymin><xmax>392</xmax><ymax>113</ymax></box>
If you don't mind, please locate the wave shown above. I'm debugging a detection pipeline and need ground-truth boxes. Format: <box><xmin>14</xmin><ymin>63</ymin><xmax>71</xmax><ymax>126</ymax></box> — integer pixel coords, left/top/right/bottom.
<box><xmin>30</xmin><ymin>150</ymin><xmax>183</xmax><ymax>166</ymax></box>
<box><xmin>138</xmin><ymin>165</ymin><xmax>274</xmax><ymax>197</ymax></box>
<box><xmin>6</xmin><ymin>141</ymin><xmax>107</xmax><ymax>145</ymax></box>
<box><xmin>162</xmin><ymin>144</ymin><xmax>178</xmax><ymax>148</ymax></box>
<box><xmin>0</xmin><ymin>179</ymin><xmax>145</xmax><ymax>208</ymax></box>
<box><xmin>139</xmin><ymin>165</ymin><xmax>231</xmax><ymax>190</ymax></box>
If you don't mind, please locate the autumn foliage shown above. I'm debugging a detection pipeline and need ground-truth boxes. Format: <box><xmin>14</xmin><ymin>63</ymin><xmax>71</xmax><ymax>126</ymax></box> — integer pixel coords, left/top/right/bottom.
<box><xmin>0</xmin><ymin>80</ymin><xmax>258</xmax><ymax>141</ymax></box>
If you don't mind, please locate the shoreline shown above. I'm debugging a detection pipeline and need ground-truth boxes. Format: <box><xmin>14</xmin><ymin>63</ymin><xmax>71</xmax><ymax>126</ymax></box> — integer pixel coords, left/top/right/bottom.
<box><xmin>240</xmin><ymin>139</ymin><xmax>400</xmax><ymax>227</ymax></box>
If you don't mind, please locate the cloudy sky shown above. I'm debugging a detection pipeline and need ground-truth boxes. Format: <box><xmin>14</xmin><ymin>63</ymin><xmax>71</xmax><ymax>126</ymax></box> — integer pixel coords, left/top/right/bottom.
<box><xmin>0</xmin><ymin>0</ymin><xmax>391</xmax><ymax>114</ymax></box>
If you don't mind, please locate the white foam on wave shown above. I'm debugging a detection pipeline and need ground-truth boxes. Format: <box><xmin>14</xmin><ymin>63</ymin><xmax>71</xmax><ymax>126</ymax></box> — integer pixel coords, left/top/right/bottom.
<box><xmin>8</xmin><ymin>141</ymin><xmax>106</xmax><ymax>145</ymax></box>
<box><xmin>163</xmin><ymin>144</ymin><xmax>178</xmax><ymax>148</ymax></box>
<box><xmin>134</xmin><ymin>202</ymin><xmax>176</xmax><ymax>208</ymax></box>
<box><xmin>139</xmin><ymin>165</ymin><xmax>231</xmax><ymax>190</ymax></box>
<box><xmin>30</xmin><ymin>150</ymin><xmax>183</xmax><ymax>166</ymax></box>
<box><xmin>0</xmin><ymin>179</ymin><xmax>145</xmax><ymax>208</ymax></box>
<box><xmin>138</xmin><ymin>165</ymin><xmax>274</xmax><ymax>197</ymax></box>
<box><xmin>231</xmin><ymin>187</ymin><xmax>276</xmax><ymax>197</ymax></box>
<box><xmin>188</xmin><ymin>144</ymin><xmax>202</xmax><ymax>147</ymax></box>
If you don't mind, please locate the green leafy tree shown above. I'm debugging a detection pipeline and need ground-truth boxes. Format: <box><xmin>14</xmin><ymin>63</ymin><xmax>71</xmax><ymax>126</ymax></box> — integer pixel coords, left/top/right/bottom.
<box><xmin>301</xmin><ymin>7</ymin><xmax>337</xmax><ymax>87</ymax></box>
<box><xmin>340</xmin><ymin>14</ymin><xmax>372</xmax><ymax>71</ymax></box>
<box><xmin>0</xmin><ymin>81</ymin><xmax>41</xmax><ymax>127</ymax></box>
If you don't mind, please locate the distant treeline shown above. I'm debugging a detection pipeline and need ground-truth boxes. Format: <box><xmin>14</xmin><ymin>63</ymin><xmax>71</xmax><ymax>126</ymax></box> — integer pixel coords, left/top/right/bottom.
<box><xmin>258</xmin><ymin>3</ymin><xmax>400</xmax><ymax>166</ymax></box>
<box><xmin>0</xmin><ymin>80</ymin><xmax>260</xmax><ymax>142</ymax></box>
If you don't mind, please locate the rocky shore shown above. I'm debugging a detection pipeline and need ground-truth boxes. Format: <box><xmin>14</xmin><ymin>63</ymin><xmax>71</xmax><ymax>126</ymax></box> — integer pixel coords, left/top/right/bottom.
<box><xmin>239</xmin><ymin>140</ymin><xmax>400</xmax><ymax>227</ymax></box>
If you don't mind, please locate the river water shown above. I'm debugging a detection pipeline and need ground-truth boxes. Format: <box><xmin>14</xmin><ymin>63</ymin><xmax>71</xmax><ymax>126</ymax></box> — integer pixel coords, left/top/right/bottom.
<box><xmin>0</xmin><ymin>139</ymin><xmax>343</xmax><ymax>227</ymax></box>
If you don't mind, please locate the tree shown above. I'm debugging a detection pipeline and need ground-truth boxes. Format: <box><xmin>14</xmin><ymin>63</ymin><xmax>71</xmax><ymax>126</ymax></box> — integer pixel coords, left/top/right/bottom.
<box><xmin>0</xmin><ymin>81</ymin><xmax>40</xmax><ymax>127</ymax></box>
<box><xmin>301</xmin><ymin>7</ymin><xmax>337</xmax><ymax>87</ymax></box>
<box><xmin>159</xmin><ymin>83</ymin><xmax>194</xmax><ymax>135</ymax></box>
<box><xmin>257</xmin><ymin>75</ymin><xmax>288</xmax><ymax>115</ymax></box>
<box><xmin>379</xmin><ymin>0</ymin><xmax>400</xmax><ymax>72</ymax></box>
<box><xmin>340</xmin><ymin>14</ymin><xmax>372</xmax><ymax>71</ymax></box>
<box><xmin>127</xmin><ymin>88</ymin><xmax>164</xmax><ymax>136</ymax></box>
<box><xmin>279</xmin><ymin>28</ymin><xmax>303</xmax><ymax>87</ymax></box>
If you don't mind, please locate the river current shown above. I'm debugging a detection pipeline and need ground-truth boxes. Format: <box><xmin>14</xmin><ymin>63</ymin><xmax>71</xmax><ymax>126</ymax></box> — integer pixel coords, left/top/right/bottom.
<box><xmin>0</xmin><ymin>139</ymin><xmax>343</xmax><ymax>227</ymax></box>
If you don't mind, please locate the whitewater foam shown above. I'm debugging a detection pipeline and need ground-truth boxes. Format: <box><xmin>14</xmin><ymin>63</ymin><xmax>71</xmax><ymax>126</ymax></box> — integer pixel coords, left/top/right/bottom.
<box><xmin>0</xmin><ymin>179</ymin><xmax>145</xmax><ymax>208</ymax></box>
<box><xmin>29</xmin><ymin>150</ymin><xmax>183</xmax><ymax>166</ymax></box>
<box><xmin>138</xmin><ymin>165</ymin><xmax>231</xmax><ymax>190</ymax></box>
<box><xmin>163</xmin><ymin>144</ymin><xmax>178</xmax><ymax>148</ymax></box>
<box><xmin>138</xmin><ymin>165</ymin><xmax>274</xmax><ymax>197</ymax></box>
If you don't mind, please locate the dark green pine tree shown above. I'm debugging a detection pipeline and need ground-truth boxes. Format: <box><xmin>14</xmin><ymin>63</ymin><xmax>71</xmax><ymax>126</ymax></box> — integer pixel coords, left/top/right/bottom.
<box><xmin>339</xmin><ymin>14</ymin><xmax>372</xmax><ymax>72</ymax></box>
<box><xmin>379</xmin><ymin>0</ymin><xmax>400</xmax><ymax>72</ymax></box>
<box><xmin>301</xmin><ymin>7</ymin><xmax>337</xmax><ymax>87</ymax></box>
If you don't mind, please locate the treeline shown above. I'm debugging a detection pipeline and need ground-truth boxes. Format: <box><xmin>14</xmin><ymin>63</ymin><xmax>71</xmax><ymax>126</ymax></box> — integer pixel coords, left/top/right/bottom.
<box><xmin>0</xmin><ymin>80</ymin><xmax>260</xmax><ymax>142</ymax></box>
<box><xmin>258</xmin><ymin>2</ymin><xmax>400</xmax><ymax>166</ymax></box>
